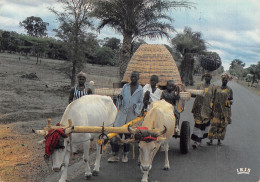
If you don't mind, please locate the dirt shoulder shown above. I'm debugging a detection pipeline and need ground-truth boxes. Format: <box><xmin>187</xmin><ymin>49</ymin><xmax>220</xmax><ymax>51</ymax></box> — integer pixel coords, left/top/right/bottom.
<box><xmin>0</xmin><ymin>121</ymin><xmax>48</xmax><ymax>182</ymax></box>
<box><xmin>0</xmin><ymin>53</ymin><xmax>119</xmax><ymax>182</ymax></box>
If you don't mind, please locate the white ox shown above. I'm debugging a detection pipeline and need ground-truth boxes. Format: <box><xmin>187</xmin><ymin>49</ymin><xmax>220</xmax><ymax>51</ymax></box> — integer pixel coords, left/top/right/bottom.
<box><xmin>47</xmin><ymin>95</ymin><xmax>117</xmax><ymax>182</ymax></box>
<box><xmin>128</xmin><ymin>100</ymin><xmax>175</xmax><ymax>182</ymax></box>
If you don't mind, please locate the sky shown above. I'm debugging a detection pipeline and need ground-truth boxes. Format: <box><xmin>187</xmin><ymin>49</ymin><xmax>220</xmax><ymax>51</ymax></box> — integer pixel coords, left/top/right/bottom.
<box><xmin>0</xmin><ymin>0</ymin><xmax>260</xmax><ymax>70</ymax></box>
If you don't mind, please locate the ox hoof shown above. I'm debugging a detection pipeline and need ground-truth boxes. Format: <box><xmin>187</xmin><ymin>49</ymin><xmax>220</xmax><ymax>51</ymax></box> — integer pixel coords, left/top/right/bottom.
<box><xmin>92</xmin><ymin>170</ymin><xmax>99</xmax><ymax>176</ymax></box>
<box><xmin>163</xmin><ymin>167</ymin><xmax>169</xmax><ymax>170</ymax></box>
<box><xmin>84</xmin><ymin>174</ymin><xmax>92</xmax><ymax>179</ymax></box>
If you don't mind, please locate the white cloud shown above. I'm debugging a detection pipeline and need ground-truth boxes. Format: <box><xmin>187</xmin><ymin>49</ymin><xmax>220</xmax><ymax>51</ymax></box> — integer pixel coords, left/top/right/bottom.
<box><xmin>0</xmin><ymin>0</ymin><xmax>259</xmax><ymax>69</ymax></box>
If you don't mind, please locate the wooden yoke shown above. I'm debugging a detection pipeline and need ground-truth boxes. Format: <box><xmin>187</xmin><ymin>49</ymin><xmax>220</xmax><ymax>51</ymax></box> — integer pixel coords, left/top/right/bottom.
<box><xmin>107</xmin><ymin>114</ymin><xmax>145</xmax><ymax>139</ymax></box>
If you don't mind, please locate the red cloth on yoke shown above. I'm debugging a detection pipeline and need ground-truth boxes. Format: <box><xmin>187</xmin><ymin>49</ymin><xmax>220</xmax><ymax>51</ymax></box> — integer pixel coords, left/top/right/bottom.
<box><xmin>44</xmin><ymin>129</ymin><xmax>68</xmax><ymax>158</ymax></box>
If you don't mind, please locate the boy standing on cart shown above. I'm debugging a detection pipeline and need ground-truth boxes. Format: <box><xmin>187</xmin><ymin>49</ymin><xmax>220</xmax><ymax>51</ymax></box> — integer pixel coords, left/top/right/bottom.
<box><xmin>161</xmin><ymin>80</ymin><xmax>180</xmax><ymax>131</ymax></box>
<box><xmin>108</xmin><ymin>71</ymin><xmax>143</xmax><ymax>163</ymax></box>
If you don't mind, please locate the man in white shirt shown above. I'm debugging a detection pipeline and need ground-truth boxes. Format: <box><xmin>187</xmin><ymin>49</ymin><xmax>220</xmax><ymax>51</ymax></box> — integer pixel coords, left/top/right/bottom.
<box><xmin>142</xmin><ymin>75</ymin><xmax>162</xmax><ymax>111</ymax></box>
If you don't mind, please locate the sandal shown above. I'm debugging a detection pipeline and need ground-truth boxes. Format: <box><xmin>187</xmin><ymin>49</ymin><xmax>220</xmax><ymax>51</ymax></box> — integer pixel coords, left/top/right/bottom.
<box><xmin>192</xmin><ymin>142</ymin><xmax>198</xmax><ymax>149</ymax></box>
<box><xmin>207</xmin><ymin>140</ymin><xmax>213</xmax><ymax>146</ymax></box>
<box><xmin>217</xmin><ymin>140</ymin><xmax>222</xmax><ymax>145</ymax></box>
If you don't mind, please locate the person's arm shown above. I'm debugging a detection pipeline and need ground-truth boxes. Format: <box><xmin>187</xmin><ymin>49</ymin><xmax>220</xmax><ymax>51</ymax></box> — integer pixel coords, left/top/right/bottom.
<box><xmin>173</xmin><ymin>86</ymin><xmax>180</xmax><ymax>100</ymax></box>
<box><xmin>117</xmin><ymin>84</ymin><xmax>126</xmax><ymax>108</ymax></box>
<box><xmin>229</xmin><ymin>88</ymin><xmax>233</xmax><ymax>100</ymax></box>
<box><xmin>68</xmin><ymin>88</ymin><xmax>74</xmax><ymax>103</ymax></box>
<box><xmin>134</xmin><ymin>89</ymin><xmax>144</xmax><ymax>114</ymax></box>
<box><xmin>87</xmin><ymin>88</ymin><xmax>93</xmax><ymax>95</ymax></box>
<box><xmin>229</xmin><ymin>88</ymin><xmax>233</xmax><ymax>105</ymax></box>
<box><xmin>160</xmin><ymin>91</ymin><xmax>166</xmax><ymax>100</ymax></box>
<box><xmin>210</xmin><ymin>86</ymin><xmax>217</xmax><ymax>116</ymax></box>
<box><xmin>143</xmin><ymin>91</ymin><xmax>150</xmax><ymax>109</ymax></box>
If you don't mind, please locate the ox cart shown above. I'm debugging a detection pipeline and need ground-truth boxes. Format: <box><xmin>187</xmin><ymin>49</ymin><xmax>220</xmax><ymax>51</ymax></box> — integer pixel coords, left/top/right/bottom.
<box><xmin>35</xmin><ymin>44</ymin><xmax>206</xmax><ymax>155</ymax></box>
<box><xmin>34</xmin><ymin>44</ymin><xmax>219</xmax><ymax>182</ymax></box>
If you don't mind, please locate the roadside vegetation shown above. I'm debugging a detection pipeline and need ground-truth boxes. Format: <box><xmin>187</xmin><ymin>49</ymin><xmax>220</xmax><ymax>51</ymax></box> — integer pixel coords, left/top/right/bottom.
<box><xmin>228</xmin><ymin>59</ymin><xmax>260</xmax><ymax>95</ymax></box>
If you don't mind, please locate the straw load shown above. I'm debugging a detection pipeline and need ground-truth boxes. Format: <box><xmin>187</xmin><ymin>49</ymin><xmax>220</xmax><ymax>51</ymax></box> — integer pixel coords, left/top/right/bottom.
<box><xmin>94</xmin><ymin>44</ymin><xmax>203</xmax><ymax>100</ymax></box>
<box><xmin>122</xmin><ymin>44</ymin><xmax>182</xmax><ymax>86</ymax></box>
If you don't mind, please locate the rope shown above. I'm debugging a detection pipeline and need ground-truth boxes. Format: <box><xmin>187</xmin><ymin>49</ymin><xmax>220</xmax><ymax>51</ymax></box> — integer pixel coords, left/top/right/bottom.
<box><xmin>70</xmin><ymin>122</ymin><xmax>114</xmax><ymax>144</ymax></box>
<box><xmin>132</xmin><ymin>122</ymin><xmax>135</xmax><ymax>160</ymax></box>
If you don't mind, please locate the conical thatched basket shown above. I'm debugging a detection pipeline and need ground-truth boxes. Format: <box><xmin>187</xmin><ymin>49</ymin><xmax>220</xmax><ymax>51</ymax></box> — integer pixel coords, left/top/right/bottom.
<box><xmin>122</xmin><ymin>44</ymin><xmax>182</xmax><ymax>86</ymax></box>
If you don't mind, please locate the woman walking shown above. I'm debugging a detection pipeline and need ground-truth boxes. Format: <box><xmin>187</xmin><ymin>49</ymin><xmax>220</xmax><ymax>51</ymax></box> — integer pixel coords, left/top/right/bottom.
<box><xmin>207</xmin><ymin>73</ymin><xmax>233</xmax><ymax>145</ymax></box>
<box><xmin>191</xmin><ymin>73</ymin><xmax>216</xmax><ymax>149</ymax></box>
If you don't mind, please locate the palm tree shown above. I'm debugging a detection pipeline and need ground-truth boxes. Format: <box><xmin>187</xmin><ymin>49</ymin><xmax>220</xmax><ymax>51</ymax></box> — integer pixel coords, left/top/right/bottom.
<box><xmin>91</xmin><ymin>0</ymin><xmax>193</xmax><ymax>79</ymax></box>
<box><xmin>171</xmin><ymin>27</ymin><xmax>206</xmax><ymax>85</ymax></box>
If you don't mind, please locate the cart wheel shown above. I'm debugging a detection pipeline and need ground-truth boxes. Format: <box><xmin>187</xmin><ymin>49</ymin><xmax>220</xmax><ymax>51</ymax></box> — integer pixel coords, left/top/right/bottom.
<box><xmin>180</xmin><ymin>121</ymin><xmax>190</xmax><ymax>154</ymax></box>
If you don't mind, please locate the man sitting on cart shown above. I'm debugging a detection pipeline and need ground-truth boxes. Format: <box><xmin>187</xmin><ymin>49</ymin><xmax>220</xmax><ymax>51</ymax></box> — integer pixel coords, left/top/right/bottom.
<box><xmin>108</xmin><ymin>71</ymin><xmax>143</xmax><ymax>163</ymax></box>
<box><xmin>142</xmin><ymin>75</ymin><xmax>162</xmax><ymax>113</ymax></box>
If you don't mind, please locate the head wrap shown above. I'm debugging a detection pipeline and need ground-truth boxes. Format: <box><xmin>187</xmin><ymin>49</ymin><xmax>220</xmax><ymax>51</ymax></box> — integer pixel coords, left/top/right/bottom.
<box><xmin>77</xmin><ymin>71</ymin><xmax>87</xmax><ymax>79</ymax></box>
<box><xmin>203</xmin><ymin>72</ymin><xmax>212</xmax><ymax>77</ymax></box>
<box><xmin>131</xmin><ymin>71</ymin><xmax>140</xmax><ymax>79</ymax></box>
<box><xmin>221</xmin><ymin>73</ymin><xmax>233</xmax><ymax>80</ymax></box>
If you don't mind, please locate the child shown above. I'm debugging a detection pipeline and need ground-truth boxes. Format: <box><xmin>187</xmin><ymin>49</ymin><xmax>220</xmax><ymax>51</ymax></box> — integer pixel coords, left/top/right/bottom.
<box><xmin>161</xmin><ymin>80</ymin><xmax>180</xmax><ymax>128</ymax></box>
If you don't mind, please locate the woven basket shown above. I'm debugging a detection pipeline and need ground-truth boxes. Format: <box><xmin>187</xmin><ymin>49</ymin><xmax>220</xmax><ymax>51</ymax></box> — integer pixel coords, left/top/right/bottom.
<box><xmin>200</xmin><ymin>52</ymin><xmax>221</xmax><ymax>71</ymax></box>
<box><xmin>122</xmin><ymin>44</ymin><xmax>182</xmax><ymax>86</ymax></box>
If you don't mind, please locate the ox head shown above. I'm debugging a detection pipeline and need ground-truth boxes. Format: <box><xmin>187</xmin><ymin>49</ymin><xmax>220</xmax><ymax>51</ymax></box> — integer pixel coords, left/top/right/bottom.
<box><xmin>43</xmin><ymin>129</ymin><xmax>70</xmax><ymax>172</ymax></box>
<box><xmin>128</xmin><ymin>125</ymin><xmax>167</xmax><ymax>172</ymax></box>
<box><xmin>51</xmin><ymin>138</ymin><xmax>70</xmax><ymax>172</ymax></box>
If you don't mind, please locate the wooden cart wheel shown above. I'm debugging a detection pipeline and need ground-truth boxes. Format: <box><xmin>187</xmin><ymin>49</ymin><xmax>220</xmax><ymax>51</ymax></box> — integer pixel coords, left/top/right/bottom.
<box><xmin>180</xmin><ymin>121</ymin><xmax>190</xmax><ymax>154</ymax></box>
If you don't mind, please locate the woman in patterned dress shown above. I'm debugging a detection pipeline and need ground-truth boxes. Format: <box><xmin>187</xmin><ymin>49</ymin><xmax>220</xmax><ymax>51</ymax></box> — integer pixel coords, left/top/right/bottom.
<box><xmin>207</xmin><ymin>73</ymin><xmax>233</xmax><ymax>145</ymax></box>
<box><xmin>191</xmin><ymin>73</ymin><xmax>216</xmax><ymax>149</ymax></box>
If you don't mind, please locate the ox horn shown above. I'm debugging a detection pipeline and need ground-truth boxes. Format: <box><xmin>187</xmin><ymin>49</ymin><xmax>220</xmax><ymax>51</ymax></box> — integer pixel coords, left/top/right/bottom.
<box><xmin>37</xmin><ymin>139</ymin><xmax>46</xmax><ymax>144</ymax></box>
<box><xmin>158</xmin><ymin>125</ymin><xmax>167</xmax><ymax>136</ymax></box>
<box><xmin>150</xmin><ymin>125</ymin><xmax>167</xmax><ymax>137</ymax></box>
<box><xmin>33</xmin><ymin>129</ymin><xmax>48</xmax><ymax>135</ymax></box>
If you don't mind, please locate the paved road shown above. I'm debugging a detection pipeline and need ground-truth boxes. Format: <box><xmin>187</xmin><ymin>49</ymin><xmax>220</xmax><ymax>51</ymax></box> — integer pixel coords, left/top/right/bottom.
<box><xmin>45</xmin><ymin>81</ymin><xmax>260</xmax><ymax>182</ymax></box>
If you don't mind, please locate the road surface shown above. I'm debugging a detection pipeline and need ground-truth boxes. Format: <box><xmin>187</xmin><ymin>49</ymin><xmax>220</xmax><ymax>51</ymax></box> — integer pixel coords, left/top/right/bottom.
<box><xmin>44</xmin><ymin>81</ymin><xmax>260</xmax><ymax>182</ymax></box>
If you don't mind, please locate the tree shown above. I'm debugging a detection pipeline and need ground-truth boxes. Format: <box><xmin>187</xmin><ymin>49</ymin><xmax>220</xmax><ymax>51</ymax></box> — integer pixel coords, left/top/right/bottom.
<box><xmin>83</xmin><ymin>33</ymin><xmax>100</xmax><ymax>63</ymax></box>
<box><xmin>20</xmin><ymin>16</ymin><xmax>49</xmax><ymax>37</ymax></box>
<box><xmin>20</xmin><ymin>16</ymin><xmax>49</xmax><ymax>63</ymax></box>
<box><xmin>171</xmin><ymin>27</ymin><xmax>206</xmax><ymax>85</ymax></box>
<box><xmin>229</xmin><ymin>59</ymin><xmax>245</xmax><ymax>80</ymax></box>
<box><xmin>50</xmin><ymin>0</ymin><xmax>94</xmax><ymax>86</ymax></box>
<box><xmin>91</xmin><ymin>0</ymin><xmax>193</xmax><ymax>79</ymax></box>
<box><xmin>103</xmin><ymin>37</ymin><xmax>121</xmax><ymax>66</ymax></box>
<box><xmin>230</xmin><ymin>59</ymin><xmax>245</xmax><ymax>69</ymax></box>
<box><xmin>246</xmin><ymin>62</ymin><xmax>260</xmax><ymax>86</ymax></box>
<box><xmin>103</xmin><ymin>37</ymin><xmax>121</xmax><ymax>51</ymax></box>
<box><xmin>94</xmin><ymin>46</ymin><xmax>115</xmax><ymax>66</ymax></box>
<box><xmin>0</xmin><ymin>31</ymin><xmax>11</xmax><ymax>52</ymax></box>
